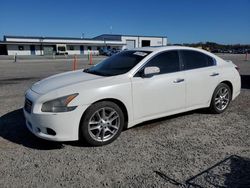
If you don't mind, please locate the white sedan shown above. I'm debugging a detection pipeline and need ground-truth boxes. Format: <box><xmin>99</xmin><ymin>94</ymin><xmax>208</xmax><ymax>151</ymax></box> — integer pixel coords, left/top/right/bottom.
<box><xmin>23</xmin><ymin>46</ymin><xmax>241</xmax><ymax>146</ymax></box>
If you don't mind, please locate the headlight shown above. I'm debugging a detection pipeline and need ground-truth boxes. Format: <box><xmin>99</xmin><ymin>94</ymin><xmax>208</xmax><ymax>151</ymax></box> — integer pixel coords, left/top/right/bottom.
<box><xmin>41</xmin><ymin>93</ymin><xmax>78</xmax><ymax>112</ymax></box>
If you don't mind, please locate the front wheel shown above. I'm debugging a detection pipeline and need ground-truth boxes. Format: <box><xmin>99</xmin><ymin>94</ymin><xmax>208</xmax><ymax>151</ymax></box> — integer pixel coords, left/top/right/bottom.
<box><xmin>80</xmin><ymin>101</ymin><xmax>124</xmax><ymax>146</ymax></box>
<box><xmin>209</xmin><ymin>83</ymin><xmax>232</xmax><ymax>114</ymax></box>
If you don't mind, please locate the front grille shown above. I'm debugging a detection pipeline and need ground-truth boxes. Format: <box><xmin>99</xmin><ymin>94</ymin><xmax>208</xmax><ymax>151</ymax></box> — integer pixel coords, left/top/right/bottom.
<box><xmin>24</xmin><ymin>98</ymin><xmax>32</xmax><ymax>113</ymax></box>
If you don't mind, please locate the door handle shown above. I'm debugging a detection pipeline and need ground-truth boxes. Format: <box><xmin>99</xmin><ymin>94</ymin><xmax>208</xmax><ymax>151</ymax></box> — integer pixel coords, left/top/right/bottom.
<box><xmin>173</xmin><ymin>78</ymin><xmax>185</xmax><ymax>83</ymax></box>
<box><xmin>210</xmin><ymin>72</ymin><xmax>219</xmax><ymax>77</ymax></box>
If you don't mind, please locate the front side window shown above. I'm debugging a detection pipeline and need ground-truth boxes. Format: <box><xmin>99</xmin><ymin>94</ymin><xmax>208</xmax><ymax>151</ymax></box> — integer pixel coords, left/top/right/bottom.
<box><xmin>143</xmin><ymin>50</ymin><xmax>180</xmax><ymax>74</ymax></box>
<box><xmin>181</xmin><ymin>50</ymin><xmax>215</xmax><ymax>70</ymax></box>
<box><xmin>85</xmin><ymin>50</ymin><xmax>151</xmax><ymax>76</ymax></box>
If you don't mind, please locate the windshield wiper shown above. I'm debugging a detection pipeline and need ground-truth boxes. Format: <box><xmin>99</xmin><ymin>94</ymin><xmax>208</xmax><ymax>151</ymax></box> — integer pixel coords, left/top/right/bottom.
<box><xmin>83</xmin><ymin>69</ymin><xmax>111</xmax><ymax>76</ymax></box>
<box><xmin>83</xmin><ymin>68</ymin><xmax>89</xmax><ymax>73</ymax></box>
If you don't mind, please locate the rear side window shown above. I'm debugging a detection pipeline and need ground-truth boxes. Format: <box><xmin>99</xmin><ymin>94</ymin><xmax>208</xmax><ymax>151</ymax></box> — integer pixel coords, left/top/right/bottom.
<box><xmin>144</xmin><ymin>50</ymin><xmax>180</xmax><ymax>74</ymax></box>
<box><xmin>181</xmin><ymin>50</ymin><xmax>215</xmax><ymax>70</ymax></box>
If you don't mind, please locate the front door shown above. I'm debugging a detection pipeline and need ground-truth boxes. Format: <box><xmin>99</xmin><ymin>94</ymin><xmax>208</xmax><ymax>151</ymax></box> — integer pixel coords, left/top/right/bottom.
<box><xmin>131</xmin><ymin>50</ymin><xmax>186</xmax><ymax>120</ymax></box>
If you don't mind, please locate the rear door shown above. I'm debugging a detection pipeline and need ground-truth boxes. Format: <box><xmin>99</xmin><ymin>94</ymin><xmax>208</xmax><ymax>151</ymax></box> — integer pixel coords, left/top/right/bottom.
<box><xmin>180</xmin><ymin>50</ymin><xmax>219</xmax><ymax>108</ymax></box>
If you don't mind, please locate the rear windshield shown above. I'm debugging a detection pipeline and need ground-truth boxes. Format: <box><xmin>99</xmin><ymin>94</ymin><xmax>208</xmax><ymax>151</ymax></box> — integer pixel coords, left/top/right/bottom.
<box><xmin>85</xmin><ymin>50</ymin><xmax>151</xmax><ymax>76</ymax></box>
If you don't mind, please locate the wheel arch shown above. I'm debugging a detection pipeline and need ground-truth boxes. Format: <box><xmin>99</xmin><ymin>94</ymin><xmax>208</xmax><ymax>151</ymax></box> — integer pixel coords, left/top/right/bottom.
<box><xmin>220</xmin><ymin>80</ymin><xmax>233</xmax><ymax>98</ymax></box>
<box><xmin>208</xmin><ymin>80</ymin><xmax>233</xmax><ymax>114</ymax></box>
<box><xmin>79</xmin><ymin>98</ymin><xmax>129</xmax><ymax>139</ymax></box>
<box><xmin>209</xmin><ymin>80</ymin><xmax>233</xmax><ymax>106</ymax></box>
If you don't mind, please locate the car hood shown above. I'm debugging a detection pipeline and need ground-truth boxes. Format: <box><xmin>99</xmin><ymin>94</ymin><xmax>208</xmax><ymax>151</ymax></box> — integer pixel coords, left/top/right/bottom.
<box><xmin>31</xmin><ymin>70</ymin><xmax>102</xmax><ymax>94</ymax></box>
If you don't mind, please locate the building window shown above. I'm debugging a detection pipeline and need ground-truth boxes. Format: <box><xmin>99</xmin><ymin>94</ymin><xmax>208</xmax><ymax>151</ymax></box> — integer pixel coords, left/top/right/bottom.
<box><xmin>87</xmin><ymin>46</ymin><xmax>92</xmax><ymax>50</ymax></box>
<box><xmin>68</xmin><ymin>45</ymin><xmax>74</xmax><ymax>50</ymax></box>
<box><xmin>18</xmin><ymin>45</ymin><xmax>24</xmax><ymax>51</ymax></box>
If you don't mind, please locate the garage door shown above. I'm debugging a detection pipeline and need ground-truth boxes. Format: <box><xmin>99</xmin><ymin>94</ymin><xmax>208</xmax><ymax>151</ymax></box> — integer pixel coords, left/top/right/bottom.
<box><xmin>126</xmin><ymin>40</ymin><xmax>135</xmax><ymax>49</ymax></box>
<box><xmin>142</xmin><ymin>40</ymin><xmax>151</xmax><ymax>47</ymax></box>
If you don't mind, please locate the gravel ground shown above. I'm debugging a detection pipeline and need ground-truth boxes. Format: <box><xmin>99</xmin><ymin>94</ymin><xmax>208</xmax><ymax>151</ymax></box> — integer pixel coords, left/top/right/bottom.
<box><xmin>0</xmin><ymin>54</ymin><xmax>250</xmax><ymax>187</ymax></box>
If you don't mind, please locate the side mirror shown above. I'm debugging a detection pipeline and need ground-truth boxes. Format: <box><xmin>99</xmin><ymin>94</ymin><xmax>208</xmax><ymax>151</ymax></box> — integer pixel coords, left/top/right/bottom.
<box><xmin>142</xmin><ymin>66</ymin><xmax>160</xmax><ymax>78</ymax></box>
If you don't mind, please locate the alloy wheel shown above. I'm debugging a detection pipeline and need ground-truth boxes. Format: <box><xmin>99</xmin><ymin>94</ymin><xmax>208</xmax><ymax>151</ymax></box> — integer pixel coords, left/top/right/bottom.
<box><xmin>88</xmin><ymin>107</ymin><xmax>120</xmax><ymax>142</ymax></box>
<box><xmin>214</xmin><ymin>87</ymin><xmax>230</xmax><ymax>111</ymax></box>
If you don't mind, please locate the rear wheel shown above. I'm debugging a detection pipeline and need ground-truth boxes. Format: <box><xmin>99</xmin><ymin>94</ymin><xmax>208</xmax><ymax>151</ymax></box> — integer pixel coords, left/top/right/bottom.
<box><xmin>209</xmin><ymin>83</ymin><xmax>231</xmax><ymax>114</ymax></box>
<box><xmin>80</xmin><ymin>101</ymin><xmax>124</xmax><ymax>146</ymax></box>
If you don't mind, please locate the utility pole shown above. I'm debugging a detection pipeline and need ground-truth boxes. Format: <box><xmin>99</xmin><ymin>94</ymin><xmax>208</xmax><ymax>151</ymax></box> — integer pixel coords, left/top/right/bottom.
<box><xmin>110</xmin><ymin>26</ymin><xmax>113</xmax><ymax>34</ymax></box>
<box><xmin>39</xmin><ymin>37</ymin><xmax>44</xmax><ymax>56</ymax></box>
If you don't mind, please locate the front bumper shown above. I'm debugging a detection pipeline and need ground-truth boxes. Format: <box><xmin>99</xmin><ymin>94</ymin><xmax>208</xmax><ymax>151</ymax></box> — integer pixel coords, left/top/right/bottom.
<box><xmin>23</xmin><ymin>90</ymin><xmax>89</xmax><ymax>141</ymax></box>
<box><xmin>23</xmin><ymin>106</ymin><xmax>88</xmax><ymax>141</ymax></box>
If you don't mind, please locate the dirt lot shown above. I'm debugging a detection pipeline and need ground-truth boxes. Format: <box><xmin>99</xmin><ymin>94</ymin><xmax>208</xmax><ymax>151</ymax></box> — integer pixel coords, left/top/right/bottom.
<box><xmin>0</xmin><ymin>54</ymin><xmax>250</xmax><ymax>187</ymax></box>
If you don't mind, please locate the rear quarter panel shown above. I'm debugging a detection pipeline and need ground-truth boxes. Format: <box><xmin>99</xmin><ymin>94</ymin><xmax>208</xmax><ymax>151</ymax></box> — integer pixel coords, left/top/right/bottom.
<box><xmin>218</xmin><ymin>61</ymin><xmax>241</xmax><ymax>100</ymax></box>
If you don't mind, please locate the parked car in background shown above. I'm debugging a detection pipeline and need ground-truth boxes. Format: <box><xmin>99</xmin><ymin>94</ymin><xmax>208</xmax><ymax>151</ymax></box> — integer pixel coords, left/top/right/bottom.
<box><xmin>106</xmin><ymin>49</ymin><xmax>121</xmax><ymax>56</ymax></box>
<box><xmin>98</xmin><ymin>48</ymin><xmax>109</xmax><ymax>56</ymax></box>
<box><xmin>55</xmin><ymin>44</ymin><xmax>68</xmax><ymax>55</ymax></box>
<box><xmin>211</xmin><ymin>48</ymin><xmax>248</xmax><ymax>54</ymax></box>
<box><xmin>99</xmin><ymin>48</ymin><xmax>121</xmax><ymax>56</ymax></box>
<box><xmin>24</xmin><ymin>46</ymin><xmax>241</xmax><ymax>146</ymax></box>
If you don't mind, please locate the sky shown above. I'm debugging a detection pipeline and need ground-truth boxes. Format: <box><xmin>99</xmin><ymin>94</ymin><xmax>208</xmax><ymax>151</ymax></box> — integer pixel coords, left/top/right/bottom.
<box><xmin>0</xmin><ymin>0</ymin><xmax>249</xmax><ymax>44</ymax></box>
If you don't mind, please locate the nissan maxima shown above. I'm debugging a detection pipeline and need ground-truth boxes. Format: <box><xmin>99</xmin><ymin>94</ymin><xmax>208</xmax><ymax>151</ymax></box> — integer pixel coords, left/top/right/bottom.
<box><xmin>23</xmin><ymin>46</ymin><xmax>241</xmax><ymax>146</ymax></box>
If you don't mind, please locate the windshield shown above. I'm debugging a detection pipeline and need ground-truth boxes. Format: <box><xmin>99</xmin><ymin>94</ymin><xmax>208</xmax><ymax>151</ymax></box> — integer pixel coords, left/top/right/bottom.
<box><xmin>84</xmin><ymin>50</ymin><xmax>151</xmax><ymax>76</ymax></box>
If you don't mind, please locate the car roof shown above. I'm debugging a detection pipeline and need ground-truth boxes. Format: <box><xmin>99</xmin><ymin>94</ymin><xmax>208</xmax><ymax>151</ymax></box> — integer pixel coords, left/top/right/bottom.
<box><xmin>132</xmin><ymin>46</ymin><xmax>219</xmax><ymax>59</ymax></box>
<box><xmin>134</xmin><ymin>46</ymin><xmax>204</xmax><ymax>52</ymax></box>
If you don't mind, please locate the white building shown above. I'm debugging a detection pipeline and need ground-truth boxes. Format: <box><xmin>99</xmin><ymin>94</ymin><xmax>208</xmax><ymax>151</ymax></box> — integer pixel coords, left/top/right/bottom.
<box><xmin>93</xmin><ymin>34</ymin><xmax>167</xmax><ymax>50</ymax></box>
<box><xmin>0</xmin><ymin>34</ymin><xmax>167</xmax><ymax>56</ymax></box>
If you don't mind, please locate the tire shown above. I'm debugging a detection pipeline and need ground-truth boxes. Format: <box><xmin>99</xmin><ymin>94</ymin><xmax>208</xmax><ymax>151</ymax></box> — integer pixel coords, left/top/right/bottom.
<box><xmin>209</xmin><ymin>83</ymin><xmax>232</xmax><ymax>114</ymax></box>
<box><xmin>80</xmin><ymin>101</ymin><xmax>124</xmax><ymax>146</ymax></box>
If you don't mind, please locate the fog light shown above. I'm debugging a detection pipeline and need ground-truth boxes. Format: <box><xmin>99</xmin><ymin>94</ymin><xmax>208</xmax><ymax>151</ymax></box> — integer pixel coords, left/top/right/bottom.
<box><xmin>46</xmin><ymin>128</ymin><xmax>56</xmax><ymax>136</ymax></box>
